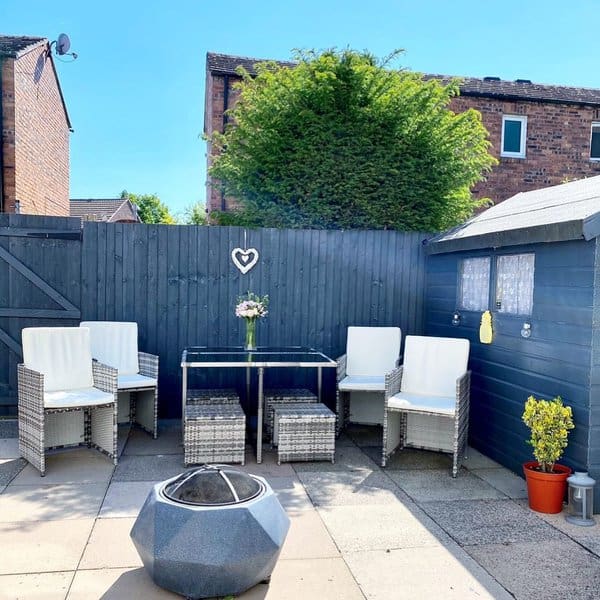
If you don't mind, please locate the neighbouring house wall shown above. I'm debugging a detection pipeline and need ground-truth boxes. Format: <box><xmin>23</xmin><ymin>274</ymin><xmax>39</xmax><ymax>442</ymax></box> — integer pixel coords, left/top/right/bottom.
<box><xmin>205</xmin><ymin>73</ymin><xmax>242</xmax><ymax>215</ymax></box>
<box><xmin>9</xmin><ymin>47</ymin><xmax>69</xmax><ymax>215</ymax></box>
<box><xmin>1</xmin><ymin>58</ymin><xmax>17</xmax><ymax>212</ymax></box>
<box><xmin>425</xmin><ymin>240</ymin><xmax>594</xmax><ymax>495</ymax></box>
<box><xmin>452</xmin><ymin>96</ymin><xmax>600</xmax><ymax>204</ymax></box>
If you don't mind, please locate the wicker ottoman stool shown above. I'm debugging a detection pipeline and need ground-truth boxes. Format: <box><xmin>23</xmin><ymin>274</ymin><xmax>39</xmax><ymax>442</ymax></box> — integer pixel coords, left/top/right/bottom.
<box><xmin>273</xmin><ymin>403</ymin><xmax>335</xmax><ymax>465</ymax></box>
<box><xmin>187</xmin><ymin>388</ymin><xmax>240</xmax><ymax>405</ymax></box>
<box><xmin>184</xmin><ymin>404</ymin><xmax>246</xmax><ymax>466</ymax></box>
<box><xmin>263</xmin><ymin>388</ymin><xmax>317</xmax><ymax>442</ymax></box>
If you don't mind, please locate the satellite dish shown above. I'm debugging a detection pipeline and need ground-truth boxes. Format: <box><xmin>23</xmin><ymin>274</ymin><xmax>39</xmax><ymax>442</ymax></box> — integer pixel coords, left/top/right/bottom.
<box><xmin>56</xmin><ymin>33</ymin><xmax>71</xmax><ymax>55</ymax></box>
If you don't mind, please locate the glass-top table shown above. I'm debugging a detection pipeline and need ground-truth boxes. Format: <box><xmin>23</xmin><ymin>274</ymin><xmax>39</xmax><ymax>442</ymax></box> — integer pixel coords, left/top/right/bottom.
<box><xmin>180</xmin><ymin>347</ymin><xmax>337</xmax><ymax>463</ymax></box>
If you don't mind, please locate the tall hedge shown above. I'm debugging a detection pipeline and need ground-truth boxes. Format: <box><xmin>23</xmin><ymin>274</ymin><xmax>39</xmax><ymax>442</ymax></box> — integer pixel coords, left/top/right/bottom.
<box><xmin>209</xmin><ymin>49</ymin><xmax>496</xmax><ymax>231</ymax></box>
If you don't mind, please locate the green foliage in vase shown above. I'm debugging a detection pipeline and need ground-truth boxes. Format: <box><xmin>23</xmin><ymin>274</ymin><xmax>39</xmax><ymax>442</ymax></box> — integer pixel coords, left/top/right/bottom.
<box><xmin>208</xmin><ymin>48</ymin><xmax>497</xmax><ymax>231</ymax></box>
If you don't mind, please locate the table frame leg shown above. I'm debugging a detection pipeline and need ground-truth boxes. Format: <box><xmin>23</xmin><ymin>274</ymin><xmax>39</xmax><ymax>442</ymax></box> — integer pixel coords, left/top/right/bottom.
<box><xmin>317</xmin><ymin>366</ymin><xmax>323</xmax><ymax>402</ymax></box>
<box><xmin>257</xmin><ymin>367</ymin><xmax>264</xmax><ymax>463</ymax></box>
<box><xmin>181</xmin><ymin>365</ymin><xmax>187</xmax><ymax>441</ymax></box>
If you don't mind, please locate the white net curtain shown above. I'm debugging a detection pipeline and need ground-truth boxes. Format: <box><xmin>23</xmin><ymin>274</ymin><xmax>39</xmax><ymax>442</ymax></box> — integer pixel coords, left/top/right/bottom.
<box><xmin>496</xmin><ymin>254</ymin><xmax>535</xmax><ymax>315</ymax></box>
<box><xmin>459</xmin><ymin>257</ymin><xmax>490</xmax><ymax>311</ymax></box>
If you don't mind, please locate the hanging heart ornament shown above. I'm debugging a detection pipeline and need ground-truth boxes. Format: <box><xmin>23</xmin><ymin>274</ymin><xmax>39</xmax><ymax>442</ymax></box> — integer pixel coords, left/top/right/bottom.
<box><xmin>231</xmin><ymin>247</ymin><xmax>259</xmax><ymax>274</ymax></box>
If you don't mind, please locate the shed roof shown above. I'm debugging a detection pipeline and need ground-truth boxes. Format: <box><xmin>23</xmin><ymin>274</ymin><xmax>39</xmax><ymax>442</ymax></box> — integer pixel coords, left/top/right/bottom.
<box><xmin>70</xmin><ymin>199</ymin><xmax>141</xmax><ymax>223</ymax></box>
<box><xmin>426</xmin><ymin>176</ymin><xmax>600</xmax><ymax>255</ymax></box>
<box><xmin>206</xmin><ymin>52</ymin><xmax>600</xmax><ymax>107</ymax></box>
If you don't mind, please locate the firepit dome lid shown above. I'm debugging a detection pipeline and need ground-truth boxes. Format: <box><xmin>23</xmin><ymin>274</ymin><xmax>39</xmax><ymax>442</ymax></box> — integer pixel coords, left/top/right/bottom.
<box><xmin>162</xmin><ymin>465</ymin><xmax>264</xmax><ymax>506</ymax></box>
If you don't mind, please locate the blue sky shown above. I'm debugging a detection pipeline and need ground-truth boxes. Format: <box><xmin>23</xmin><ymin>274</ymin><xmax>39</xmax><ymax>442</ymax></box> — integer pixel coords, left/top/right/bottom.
<box><xmin>2</xmin><ymin>0</ymin><xmax>599</xmax><ymax>216</ymax></box>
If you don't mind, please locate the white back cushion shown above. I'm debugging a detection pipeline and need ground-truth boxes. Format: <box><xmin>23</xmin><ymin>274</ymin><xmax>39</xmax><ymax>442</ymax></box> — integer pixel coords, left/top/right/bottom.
<box><xmin>22</xmin><ymin>327</ymin><xmax>94</xmax><ymax>392</ymax></box>
<box><xmin>401</xmin><ymin>336</ymin><xmax>469</xmax><ymax>397</ymax></box>
<box><xmin>80</xmin><ymin>321</ymin><xmax>139</xmax><ymax>375</ymax></box>
<box><xmin>346</xmin><ymin>326</ymin><xmax>401</xmax><ymax>377</ymax></box>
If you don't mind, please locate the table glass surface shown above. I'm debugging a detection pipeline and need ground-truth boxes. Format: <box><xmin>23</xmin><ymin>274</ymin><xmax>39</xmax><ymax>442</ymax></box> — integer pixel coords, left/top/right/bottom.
<box><xmin>181</xmin><ymin>346</ymin><xmax>336</xmax><ymax>366</ymax></box>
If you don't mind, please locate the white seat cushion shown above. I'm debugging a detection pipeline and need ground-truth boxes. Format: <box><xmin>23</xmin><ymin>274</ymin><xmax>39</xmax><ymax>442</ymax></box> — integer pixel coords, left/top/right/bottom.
<box><xmin>80</xmin><ymin>322</ymin><xmax>140</xmax><ymax>375</ymax></box>
<box><xmin>401</xmin><ymin>336</ymin><xmax>469</xmax><ymax>397</ymax></box>
<box><xmin>22</xmin><ymin>327</ymin><xmax>94</xmax><ymax>392</ymax></box>
<box><xmin>388</xmin><ymin>392</ymin><xmax>455</xmax><ymax>415</ymax></box>
<box><xmin>44</xmin><ymin>387</ymin><xmax>114</xmax><ymax>409</ymax></box>
<box><xmin>118</xmin><ymin>374</ymin><xmax>157</xmax><ymax>390</ymax></box>
<box><xmin>346</xmin><ymin>326</ymin><xmax>401</xmax><ymax>377</ymax></box>
<box><xmin>338</xmin><ymin>375</ymin><xmax>385</xmax><ymax>392</ymax></box>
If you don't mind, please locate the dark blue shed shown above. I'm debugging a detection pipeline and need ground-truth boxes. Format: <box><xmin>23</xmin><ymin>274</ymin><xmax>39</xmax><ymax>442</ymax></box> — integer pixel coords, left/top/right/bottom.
<box><xmin>424</xmin><ymin>175</ymin><xmax>600</xmax><ymax>507</ymax></box>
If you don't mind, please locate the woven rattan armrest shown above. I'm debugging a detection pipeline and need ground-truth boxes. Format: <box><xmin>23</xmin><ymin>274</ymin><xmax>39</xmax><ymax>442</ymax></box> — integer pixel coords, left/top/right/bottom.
<box><xmin>384</xmin><ymin>366</ymin><xmax>403</xmax><ymax>404</ymax></box>
<box><xmin>336</xmin><ymin>354</ymin><xmax>347</xmax><ymax>382</ymax></box>
<box><xmin>92</xmin><ymin>361</ymin><xmax>118</xmax><ymax>395</ymax></box>
<box><xmin>138</xmin><ymin>351</ymin><xmax>159</xmax><ymax>379</ymax></box>
<box><xmin>17</xmin><ymin>364</ymin><xmax>44</xmax><ymax>412</ymax></box>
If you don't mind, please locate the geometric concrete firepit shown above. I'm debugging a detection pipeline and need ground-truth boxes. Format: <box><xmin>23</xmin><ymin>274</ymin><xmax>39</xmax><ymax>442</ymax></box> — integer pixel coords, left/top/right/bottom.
<box><xmin>130</xmin><ymin>465</ymin><xmax>290</xmax><ymax>599</ymax></box>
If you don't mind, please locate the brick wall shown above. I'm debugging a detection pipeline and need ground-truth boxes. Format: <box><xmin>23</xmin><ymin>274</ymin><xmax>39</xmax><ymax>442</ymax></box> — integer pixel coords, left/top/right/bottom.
<box><xmin>205</xmin><ymin>70</ymin><xmax>600</xmax><ymax>212</ymax></box>
<box><xmin>452</xmin><ymin>96</ymin><xmax>600</xmax><ymax>204</ymax></box>
<box><xmin>2</xmin><ymin>46</ymin><xmax>70</xmax><ymax>215</ymax></box>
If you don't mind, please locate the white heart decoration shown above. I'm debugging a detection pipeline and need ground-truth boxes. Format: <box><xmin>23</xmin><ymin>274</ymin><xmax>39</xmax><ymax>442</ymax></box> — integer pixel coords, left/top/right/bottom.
<box><xmin>231</xmin><ymin>247</ymin><xmax>259</xmax><ymax>274</ymax></box>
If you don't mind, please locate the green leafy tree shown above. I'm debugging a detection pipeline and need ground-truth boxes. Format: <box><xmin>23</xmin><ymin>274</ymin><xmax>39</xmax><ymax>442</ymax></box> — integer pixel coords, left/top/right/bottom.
<box><xmin>183</xmin><ymin>201</ymin><xmax>207</xmax><ymax>225</ymax></box>
<box><xmin>121</xmin><ymin>190</ymin><xmax>177</xmax><ymax>224</ymax></box>
<box><xmin>209</xmin><ymin>49</ymin><xmax>497</xmax><ymax>231</ymax></box>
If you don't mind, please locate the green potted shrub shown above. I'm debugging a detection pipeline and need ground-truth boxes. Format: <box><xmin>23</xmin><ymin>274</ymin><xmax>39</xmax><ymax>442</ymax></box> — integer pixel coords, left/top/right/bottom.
<box><xmin>522</xmin><ymin>395</ymin><xmax>574</xmax><ymax>513</ymax></box>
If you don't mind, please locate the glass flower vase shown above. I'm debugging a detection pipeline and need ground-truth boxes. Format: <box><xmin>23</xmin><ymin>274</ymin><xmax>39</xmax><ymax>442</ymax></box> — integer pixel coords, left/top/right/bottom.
<box><xmin>245</xmin><ymin>319</ymin><xmax>257</xmax><ymax>350</ymax></box>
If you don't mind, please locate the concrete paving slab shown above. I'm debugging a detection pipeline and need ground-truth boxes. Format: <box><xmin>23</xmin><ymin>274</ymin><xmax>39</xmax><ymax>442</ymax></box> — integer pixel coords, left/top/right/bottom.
<box><xmin>335</xmin><ymin>432</ymin><xmax>356</xmax><ymax>447</ymax></box>
<box><xmin>344</xmin><ymin>545</ymin><xmax>513</xmax><ymax>600</ymax></box>
<box><xmin>123</xmin><ymin>426</ymin><xmax>182</xmax><ymax>456</ymax></box>
<box><xmin>0</xmin><ymin>571</ymin><xmax>73</xmax><ymax>600</ymax></box>
<box><xmin>267</xmin><ymin>476</ymin><xmax>314</xmax><ymax>512</ymax></box>
<box><xmin>0</xmin><ymin>486</ymin><xmax>5</xmax><ymax>495</ymax></box>
<box><xmin>344</xmin><ymin>424</ymin><xmax>382</xmax><ymax>448</ymax></box>
<box><xmin>293</xmin><ymin>445</ymin><xmax>379</xmax><ymax>473</ymax></box>
<box><xmin>422</xmin><ymin>499</ymin><xmax>564</xmax><ymax>546</ymax></box>
<box><xmin>0</xmin><ymin>438</ymin><xmax>19</xmax><ymax>459</ymax></box>
<box><xmin>0</xmin><ymin>519</ymin><xmax>94</xmax><ymax>575</ymax></box>
<box><xmin>10</xmin><ymin>450</ymin><xmax>114</xmax><ymax>485</ymax></box>
<box><xmin>112</xmin><ymin>454</ymin><xmax>185</xmax><ymax>482</ymax></box>
<box><xmin>516</xmin><ymin>501</ymin><xmax>600</xmax><ymax>556</ymax></box>
<box><xmin>318</xmin><ymin>502</ymin><xmax>452</xmax><ymax>552</ymax></box>
<box><xmin>240</xmin><ymin>447</ymin><xmax>296</xmax><ymax>477</ymax></box>
<box><xmin>388</xmin><ymin>468</ymin><xmax>507</xmax><ymax>502</ymax></box>
<box><xmin>0</xmin><ymin>483</ymin><xmax>107</xmax><ymax>522</ymax></box>
<box><xmin>364</xmin><ymin>446</ymin><xmax>453</xmax><ymax>470</ymax></box>
<box><xmin>117</xmin><ymin>424</ymin><xmax>131</xmax><ymax>457</ymax></box>
<box><xmin>465</xmin><ymin>539</ymin><xmax>600</xmax><ymax>600</ymax></box>
<box><xmin>472</xmin><ymin>467</ymin><xmax>528</xmax><ymax>499</ymax></box>
<box><xmin>99</xmin><ymin>480</ymin><xmax>159</xmax><ymax>518</ymax></box>
<box><xmin>80</xmin><ymin>517</ymin><xmax>141</xmax><ymax>569</ymax></box>
<box><xmin>0</xmin><ymin>458</ymin><xmax>26</xmax><ymax>486</ymax></box>
<box><xmin>298</xmin><ymin>470</ymin><xmax>409</xmax><ymax>507</ymax></box>
<box><xmin>279</xmin><ymin>510</ymin><xmax>340</xmax><ymax>559</ymax></box>
<box><xmin>461</xmin><ymin>447</ymin><xmax>503</xmax><ymax>469</ymax></box>
<box><xmin>67</xmin><ymin>567</ymin><xmax>180</xmax><ymax>599</ymax></box>
<box><xmin>240</xmin><ymin>557</ymin><xmax>365</xmax><ymax>600</ymax></box>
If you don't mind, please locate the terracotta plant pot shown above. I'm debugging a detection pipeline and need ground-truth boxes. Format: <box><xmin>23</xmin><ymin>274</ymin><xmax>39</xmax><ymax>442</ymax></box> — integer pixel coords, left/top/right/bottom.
<box><xmin>523</xmin><ymin>461</ymin><xmax>572</xmax><ymax>514</ymax></box>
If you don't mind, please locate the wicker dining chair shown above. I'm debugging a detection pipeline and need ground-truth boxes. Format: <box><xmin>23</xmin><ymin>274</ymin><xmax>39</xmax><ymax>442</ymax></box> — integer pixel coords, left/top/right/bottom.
<box><xmin>336</xmin><ymin>326</ymin><xmax>402</xmax><ymax>433</ymax></box>
<box><xmin>18</xmin><ymin>327</ymin><xmax>118</xmax><ymax>476</ymax></box>
<box><xmin>80</xmin><ymin>321</ymin><xmax>159</xmax><ymax>438</ymax></box>
<box><xmin>381</xmin><ymin>335</ymin><xmax>470</xmax><ymax>477</ymax></box>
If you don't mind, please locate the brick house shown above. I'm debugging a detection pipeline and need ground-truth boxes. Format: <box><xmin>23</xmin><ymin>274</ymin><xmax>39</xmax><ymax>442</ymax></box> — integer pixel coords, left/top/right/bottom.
<box><xmin>70</xmin><ymin>198</ymin><xmax>141</xmax><ymax>223</ymax></box>
<box><xmin>1</xmin><ymin>36</ymin><xmax>71</xmax><ymax>216</ymax></box>
<box><xmin>204</xmin><ymin>52</ymin><xmax>600</xmax><ymax>214</ymax></box>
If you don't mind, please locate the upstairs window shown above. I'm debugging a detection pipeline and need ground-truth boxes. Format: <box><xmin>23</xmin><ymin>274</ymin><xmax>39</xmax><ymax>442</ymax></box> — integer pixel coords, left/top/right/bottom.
<box><xmin>501</xmin><ymin>115</ymin><xmax>527</xmax><ymax>158</ymax></box>
<box><xmin>495</xmin><ymin>254</ymin><xmax>535</xmax><ymax>315</ymax></box>
<box><xmin>458</xmin><ymin>257</ymin><xmax>490</xmax><ymax>311</ymax></box>
<box><xmin>591</xmin><ymin>123</ymin><xmax>600</xmax><ymax>160</ymax></box>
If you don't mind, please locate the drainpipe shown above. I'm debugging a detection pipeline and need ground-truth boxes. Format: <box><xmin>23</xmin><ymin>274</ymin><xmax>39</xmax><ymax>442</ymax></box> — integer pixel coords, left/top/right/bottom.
<box><xmin>0</xmin><ymin>57</ymin><xmax>4</xmax><ymax>213</ymax></box>
<box><xmin>220</xmin><ymin>74</ymin><xmax>230</xmax><ymax>212</ymax></box>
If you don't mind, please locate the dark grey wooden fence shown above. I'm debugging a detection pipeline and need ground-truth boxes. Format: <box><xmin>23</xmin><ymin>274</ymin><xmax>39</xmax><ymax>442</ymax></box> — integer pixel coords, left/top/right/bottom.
<box><xmin>0</xmin><ymin>217</ymin><xmax>428</xmax><ymax>417</ymax></box>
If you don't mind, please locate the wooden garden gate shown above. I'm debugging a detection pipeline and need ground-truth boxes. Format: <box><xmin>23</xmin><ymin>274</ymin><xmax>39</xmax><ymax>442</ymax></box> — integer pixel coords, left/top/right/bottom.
<box><xmin>0</xmin><ymin>215</ymin><xmax>82</xmax><ymax>415</ymax></box>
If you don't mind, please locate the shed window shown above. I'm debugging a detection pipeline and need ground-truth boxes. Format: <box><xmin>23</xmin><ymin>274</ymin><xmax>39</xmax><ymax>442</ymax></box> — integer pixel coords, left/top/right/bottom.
<box><xmin>501</xmin><ymin>115</ymin><xmax>527</xmax><ymax>158</ymax></box>
<box><xmin>459</xmin><ymin>257</ymin><xmax>490</xmax><ymax>311</ymax></box>
<box><xmin>591</xmin><ymin>123</ymin><xmax>600</xmax><ymax>160</ymax></box>
<box><xmin>495</xmin><ymin>254</ymin><xmax>535</xmax><ymax>315</ymax></box>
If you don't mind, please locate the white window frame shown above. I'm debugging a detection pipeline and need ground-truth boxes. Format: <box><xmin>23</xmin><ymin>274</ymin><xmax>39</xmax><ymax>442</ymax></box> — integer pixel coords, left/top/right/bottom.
<box><xmin>591</xmin><ymin>122</ymin><xmax>600</xmax><ymax>161</ymax></box>
<box><xmin>501</xmin><ymin>115</ymin><xmax>528</xmax><ymax>159</ymax></box>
